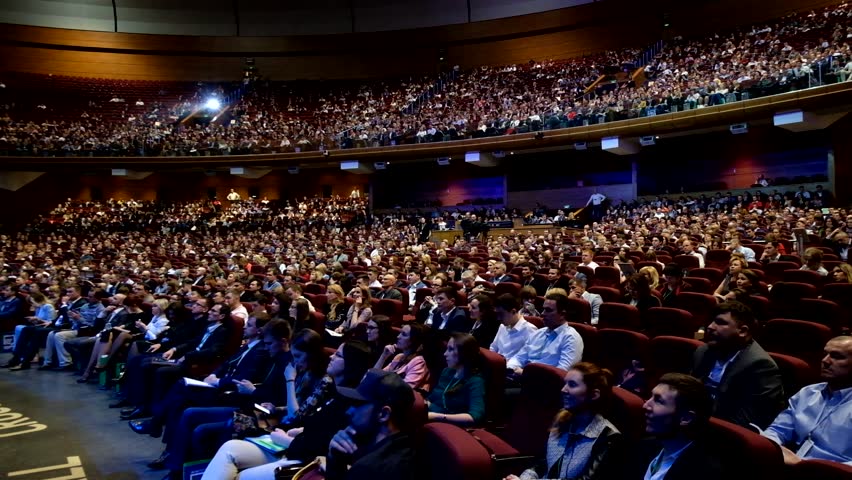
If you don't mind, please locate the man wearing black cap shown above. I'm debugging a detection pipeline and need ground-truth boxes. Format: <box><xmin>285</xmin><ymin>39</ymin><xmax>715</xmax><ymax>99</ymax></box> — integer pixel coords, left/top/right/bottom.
<box><xmin>326</xmin><ymin>369</ymin><xmax>417</xmax><ymax>480</ymax></box>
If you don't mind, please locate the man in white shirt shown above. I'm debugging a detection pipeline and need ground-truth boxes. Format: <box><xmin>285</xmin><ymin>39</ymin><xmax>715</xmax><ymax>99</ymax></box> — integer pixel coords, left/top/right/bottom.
<box><xmin>490</xmin><ymin>294</ymin><xmax>538</xmax><ymax>361</ymax></box>
<box><xmin>587</xmin><ymin>190</ymin><xmax>606</xmax><ymax>221</ymax></box>
<box><xmin>682</xmin><ymin>240</ymin><xmax>705</xmax><ymax>268</ymax></box>
<box><xmin>224</xmin><ymin>290</ymin><xmax>249</xmax><ymax>323</ymax></box>
<box><xmin>580</xmin><ymin>249</ymin><xmax>599</xmax><ymax>272</ymax></box>
<box><xmin>506</xmin><ymin>292</ymin><xmax>583</xmax><ymax>374</ymax></box>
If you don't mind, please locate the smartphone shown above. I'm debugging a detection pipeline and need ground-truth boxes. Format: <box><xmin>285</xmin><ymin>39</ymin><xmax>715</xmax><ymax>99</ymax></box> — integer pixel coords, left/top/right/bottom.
<box><xmin>254</xmin><ymin>403</ymin><xmax>271</xmax><ymax>415</ymax></box>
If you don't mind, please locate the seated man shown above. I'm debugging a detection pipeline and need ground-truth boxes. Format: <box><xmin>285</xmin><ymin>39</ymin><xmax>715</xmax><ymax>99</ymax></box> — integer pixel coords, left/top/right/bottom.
<box><xmin>761</xmin><ymin>336</ymin><xmax>852</xmax><ymax>466</ymax></box>
<box><xmin>506</xmin><ymin>292</ymin><xmax>584</xmax><ymax>376</ymax></box>
<box><xmin>326</xmin><ymin>369</ymin><xmax>418</xmax><ymax>480</ymax></box>
<box><xmin>426</xmin><ymin>287</ymin><xmax>469</xmax><ymax>334</ymax></box>
<box><xmin>4</xmin><ymin>284</ymin><xmax>86</xmax><ymax>370</ymax></box>
<box><xmin>691</xmin><ymin>301</ymin><xmax>784</xmax><ymax>429</ymax></box>
<box><xmin>127</xmin><ymin>312</ymin><xmax>272</xmax><ymax>438</ymax></box>
<box><xmin>623</xmin><ymin>373</ymin><xmax>723</xmax><ymax>479</ymax></box>
<box><xmin>490</xmin><ymin>293</ymin><xmax>538</xmax><ymax>361</ymax></box>
<box><xmin>119</xmin><ymin>303</ymin><xmax>232</xmax><ymax>420</ymax></box>
<box><xmin>567</xmin><ymin>274</ymin><xmax>602</xmax><ymax>325</ymax></box>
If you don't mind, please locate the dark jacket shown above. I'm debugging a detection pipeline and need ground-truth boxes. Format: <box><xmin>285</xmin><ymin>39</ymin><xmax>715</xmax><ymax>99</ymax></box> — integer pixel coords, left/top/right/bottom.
<box><xmin>326</xmin><ymin>432</ymin><xmax>417</xmax><ymax>480</ymax></box>
<box><xmin>691</xmin><ymin>340</ymin><xmax>784</xmax><ymax>429</ymax></box>
<box><xmin>286</xmin><ymin>393</ymin><xmax>352</xmax><ymax>461</ymax></box>
<box><xmin>214</xmin><ymin>342</ymin><xmax>271</xmax><ymax>391</ymax></box>
<box><xmin>174</xmin><ymin>322</ymin><xmax>229</xmax><ymax>363</ymax></box>
<box><xmin>430</xmin><ymin>308</ymin><xmax>470</xmax><ymax>334</ymax></box>
<box><xmin>622</xmin><ymin>439</ymin><xmax>723</xmax><ymax>480</ymax></box>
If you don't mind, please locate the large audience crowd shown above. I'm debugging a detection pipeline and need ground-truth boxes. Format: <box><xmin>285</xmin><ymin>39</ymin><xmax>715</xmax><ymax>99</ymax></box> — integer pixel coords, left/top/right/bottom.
<box><xmin>0</xmin><ymin>189</ymin><xmax>850</xmax><ymax>478</ymax></box>
<box><xmin>2</xmin><ymin>4</ymin><xmax>852</xmax><ymax>157</ymax></box>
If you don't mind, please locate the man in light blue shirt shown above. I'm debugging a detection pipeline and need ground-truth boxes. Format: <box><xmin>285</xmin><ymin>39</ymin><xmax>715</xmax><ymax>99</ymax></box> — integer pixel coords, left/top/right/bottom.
<box><xmin>761</xmin><ymin>336</ymin><xmax>852</xmax><ymax>466</ymax></box>
<box><xmin>506</xmin><ymin>292</ymin><xmax>583</xmax><ymax>374</ymax></box>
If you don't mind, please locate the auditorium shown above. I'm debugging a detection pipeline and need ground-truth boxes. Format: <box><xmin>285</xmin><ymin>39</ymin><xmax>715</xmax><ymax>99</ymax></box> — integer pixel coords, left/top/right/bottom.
<box><xmin>1</xmin><ymin>0</ymin><xmax>851</xmax><ymax>479</ymax></box>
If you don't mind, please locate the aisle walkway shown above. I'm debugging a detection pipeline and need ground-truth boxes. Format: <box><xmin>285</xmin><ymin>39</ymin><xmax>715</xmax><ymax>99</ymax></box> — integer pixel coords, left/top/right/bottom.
<box><xmin>0</xmin><ymin>353</ymin><xmax>166</xmax><ymax>480</ymax></box>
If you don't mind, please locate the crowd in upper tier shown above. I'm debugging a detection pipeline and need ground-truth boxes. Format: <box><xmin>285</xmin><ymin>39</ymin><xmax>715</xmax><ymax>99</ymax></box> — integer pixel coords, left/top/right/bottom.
<box><xmin>1</xmin><ymin>4</ymin><xmax>851</xmax><ymax>156</ymax></box>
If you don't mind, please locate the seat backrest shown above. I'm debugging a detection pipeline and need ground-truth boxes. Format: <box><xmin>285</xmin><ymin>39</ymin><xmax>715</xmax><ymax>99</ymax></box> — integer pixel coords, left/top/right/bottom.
<box><xmin>567</xmin><ymin>296</ymin><xmax>592</xmax><ymax>324</ymax></box>
<box><xmin>645</xmin><ymin>307</ymin><xmax>697</xmax><ymax>338</ymax></box>
<box><xmin>568</xmin><ymin>322</ymin><xmax>600</xmax><ymax>364</ymax></box>
<box><xmin>683</xmin><ymin>276</ymin><xmax>714</xmax><ymax>294</ymax></box>
<box><xmin>506</xmin><ymin>363</ymin><xmax>566</xmax><ymax>456</ymax></box>
<box><xmin>597</xmin><ymin>328</ymin><xmax>650</xmax><ymax>377</ymax></box>
<box><xmin>793</xmin><ymin>298</ymin><xmax>841</xmax><ymax>332</ymax></box>
<box><xmin>760</xmin><ymin>319</ymin><xmax>833</xmax><ymax>371</ymax></box>
<box><xmin>588</xmin><ymin>286</ymin><xmax>622</xmax><ymax>303</ymax></box>
<box><xmin>525</xmin><ymin>316</ymin><xmax>544</xmax><ymax>328</ymax></box>
<box><xmin>494</xmin><ymin>282</ymin><xmax>522</xmax><ymax>297</ymax></box>
<box><xmin>608</xmin><ymin>386</ymin><xmax>646</xmax><ymax>442</ymax></box>
<box><xmin>598</xmin><ymin>303</ymin><xmax>642</xmax><ymax>331</ymax></box>
<box><xmin>672</xmin><ymin>292</ymin><xmax>717</xmax><ymax>329</ymax></box>
<box><xmin>707</xmin><ymin>417</ymin><xmax>783</xmax><ymax>478</ymax></box>
<box><xmin>421</xmin><ymin>423</ymin><xmax>494</xmax><ymax>480</ymax></box>
<box><xmin>781</xmin><ymin>269</ymin><xmax>825</xmax><ymax>287</ymax></box>
<box><xmin>674</xmin><ymin>254</ymin><xmax>701</xmax><ymax>270</ymax></box>
<box><xmin>648</xmin><ymin>335</ymin><xmax>703</xmax><ymax>386</ymax></box>
<box><xmin>688</xmin><ymin>267</ymin><xmax>724</xmax><ymax>285</ymax></box>
<box><xmin>479</xmin><ymin>347</ymin><xmax>507</xmax><ymax>424</ymax></box>
<box><xmin>593</xmin><ymin>266</ymin><xmax>621</xmax><ymax>287</ymax></box>
<box><xmin>767</xmin><ymin>352</ymin><xmax>816</xmax><ymax>397</ymax></box>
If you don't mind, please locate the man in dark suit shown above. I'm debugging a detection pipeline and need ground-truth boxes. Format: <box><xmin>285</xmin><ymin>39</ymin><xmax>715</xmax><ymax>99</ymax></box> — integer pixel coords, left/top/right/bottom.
<box><xmin>692</xmin><ymin>301</ymin><xmax>784</xmax><ymax>429</ymax></box>
<box><xmin>429</xmin><ymin>287</ymin><xmax>470</xmax><ymax>334</ymax></box>
<box><xmin>623</xmin><ymin>373</ymin><xmax>723</xmax><ymax>480</ymax></box>
<box><xmin>759</xmin><ymin>241</ymin><xmax>799</xmax><ymax>264</ymax></box>
<box><xmin>417</xmin><ymin>217</ymin><xmax>432</xmax><ymax>244</ymax></box>
<box><xmin>490</xmin><ymin>262</ymin><xmax>512</xmax><ymax>284</ymax></box>
<box><xmin>121</xmin><ymin>304</ymin><xmax>232</xmax><ymax>420</ymax></box>
<box><xmin>128</xmin><ymin>312</ymin><xmax>272</xmax><ymax>438</ymax></box>
<box><xmin>374</xmin><ymin>273</ymin><xmax>403</xmax><ymax>301</ymax></box>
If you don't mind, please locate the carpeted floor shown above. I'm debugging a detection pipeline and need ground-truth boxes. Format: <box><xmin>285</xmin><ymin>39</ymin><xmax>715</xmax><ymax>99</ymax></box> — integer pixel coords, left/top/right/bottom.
<box><xmin>0</xmin><ymin>352</ymin><xmax>168</xmax><ymax>480</ymax></box>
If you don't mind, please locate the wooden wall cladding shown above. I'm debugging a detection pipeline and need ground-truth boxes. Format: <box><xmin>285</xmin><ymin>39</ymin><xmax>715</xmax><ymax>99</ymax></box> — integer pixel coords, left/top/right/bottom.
<box><xmin>0</xmin><ymin>0</ymin><xmax>843</xmax><ymax>80</ymax></box>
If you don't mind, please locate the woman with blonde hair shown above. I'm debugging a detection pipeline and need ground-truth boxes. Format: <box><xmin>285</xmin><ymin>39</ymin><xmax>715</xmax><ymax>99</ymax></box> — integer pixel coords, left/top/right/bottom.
<box><xmin>829</xmin><ymin>263</ymin><xmax>852</xmax><ymax>284</ymax></box>
<box><xmin>638</xmin><ymin>266</ymin><xmax>659</xmax><ymax>290</ymax></box>
<box><xmin>324</xmin><ymin>284</ymin><xmax>347</xmax><ymax>331</ymax></box>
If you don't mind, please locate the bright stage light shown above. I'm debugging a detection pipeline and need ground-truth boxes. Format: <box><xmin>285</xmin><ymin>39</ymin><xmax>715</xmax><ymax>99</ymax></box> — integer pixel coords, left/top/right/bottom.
<box><xmin>205</xmin><ymin>98</ymin><xmax>221</xmax><ymax>110</ymax></box>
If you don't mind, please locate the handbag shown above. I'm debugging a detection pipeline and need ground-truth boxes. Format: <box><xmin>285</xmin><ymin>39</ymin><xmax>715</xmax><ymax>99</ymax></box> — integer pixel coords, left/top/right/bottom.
<box><xmin>231</xmin><ymin>407</ymin><xmax>279</xmax><ymax>439</ymax></box>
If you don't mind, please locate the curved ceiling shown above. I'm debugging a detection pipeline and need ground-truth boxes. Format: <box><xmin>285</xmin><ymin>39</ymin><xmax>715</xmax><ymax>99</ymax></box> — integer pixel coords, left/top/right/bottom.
<box><xmin>0</xmin><ymin>0</ymin><xmax>595</xmax><ymax>36</ymax></box>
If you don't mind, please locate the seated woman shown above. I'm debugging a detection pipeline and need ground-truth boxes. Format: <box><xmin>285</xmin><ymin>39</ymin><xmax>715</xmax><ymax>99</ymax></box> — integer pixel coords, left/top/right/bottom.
<box><xmin>374</xmin><ymin>322</ymin><xmax>431</xmax><ymax>392</ymax></box>
<box><xmin>200</xmin><ymin>340</ymin><xmax>373</xmax><ymax>480</ymax></box>
<box><xmin>365</xmin><ymin>314</ymin><xmax>395</xmax><ymax>364</ymax></box>
<box><xmin>288</xmin><ymin>297</ymin><xmax>313</xmax><ymax>333</ymax></box>
<box><xmin>714</xmin><ymin>257</ymin><xmax>745</xmax><ymax>301</ymax></box>
<box><xmin>637</xmin><ymin>266</ymin><xmax>660</xmax><ymax>291</ymax></box>
<box><xmin>323</xmin><ymin>284</ymin><xmax>347</xmax><ymax>332</ymax></box>
<box><xmin>79</xmin><ymin>294</ymin><xmax>146</xmax><ymax>383</ymax></box>
<box><xmin>624</xmin><ymin>274</ymin><xmax>661</xmax><ymax>313</ymax></box>
<box><xmin>338</xmin><ymin>286</ymin><xmax>372</xmax><ymax>334</ymax></box>
<box><xmin>468</xmin><ymin>294</ymin><xmax>499</xmax><ymax>349</ymax></box>
<box><xmin>132</xmin><ymin>298</ymin><xmax>171</xmax><ymax>352</ymax></box>
<box><xmin>277</xmin><ymin>329</ymin><xmax>330</xmax><ymax>429</ymax></box>
<box><xmin>721</xmin><ymin>269</ymin><xmax>762</xmax><ymax>300</ymax></box>
<box><xmin>505</xmin><ymin>362</ymin><xmax>623</xmax><ymax>480</ymax></box>
<box><xmin>426</xmin><ymin>333</ymin><xmax>486</xmax><ymax>426</ymax></box>
<box><xmin>829</xmin><ymin>263</ymin><xmax>852</xmax><ymax>284</ymax></box>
